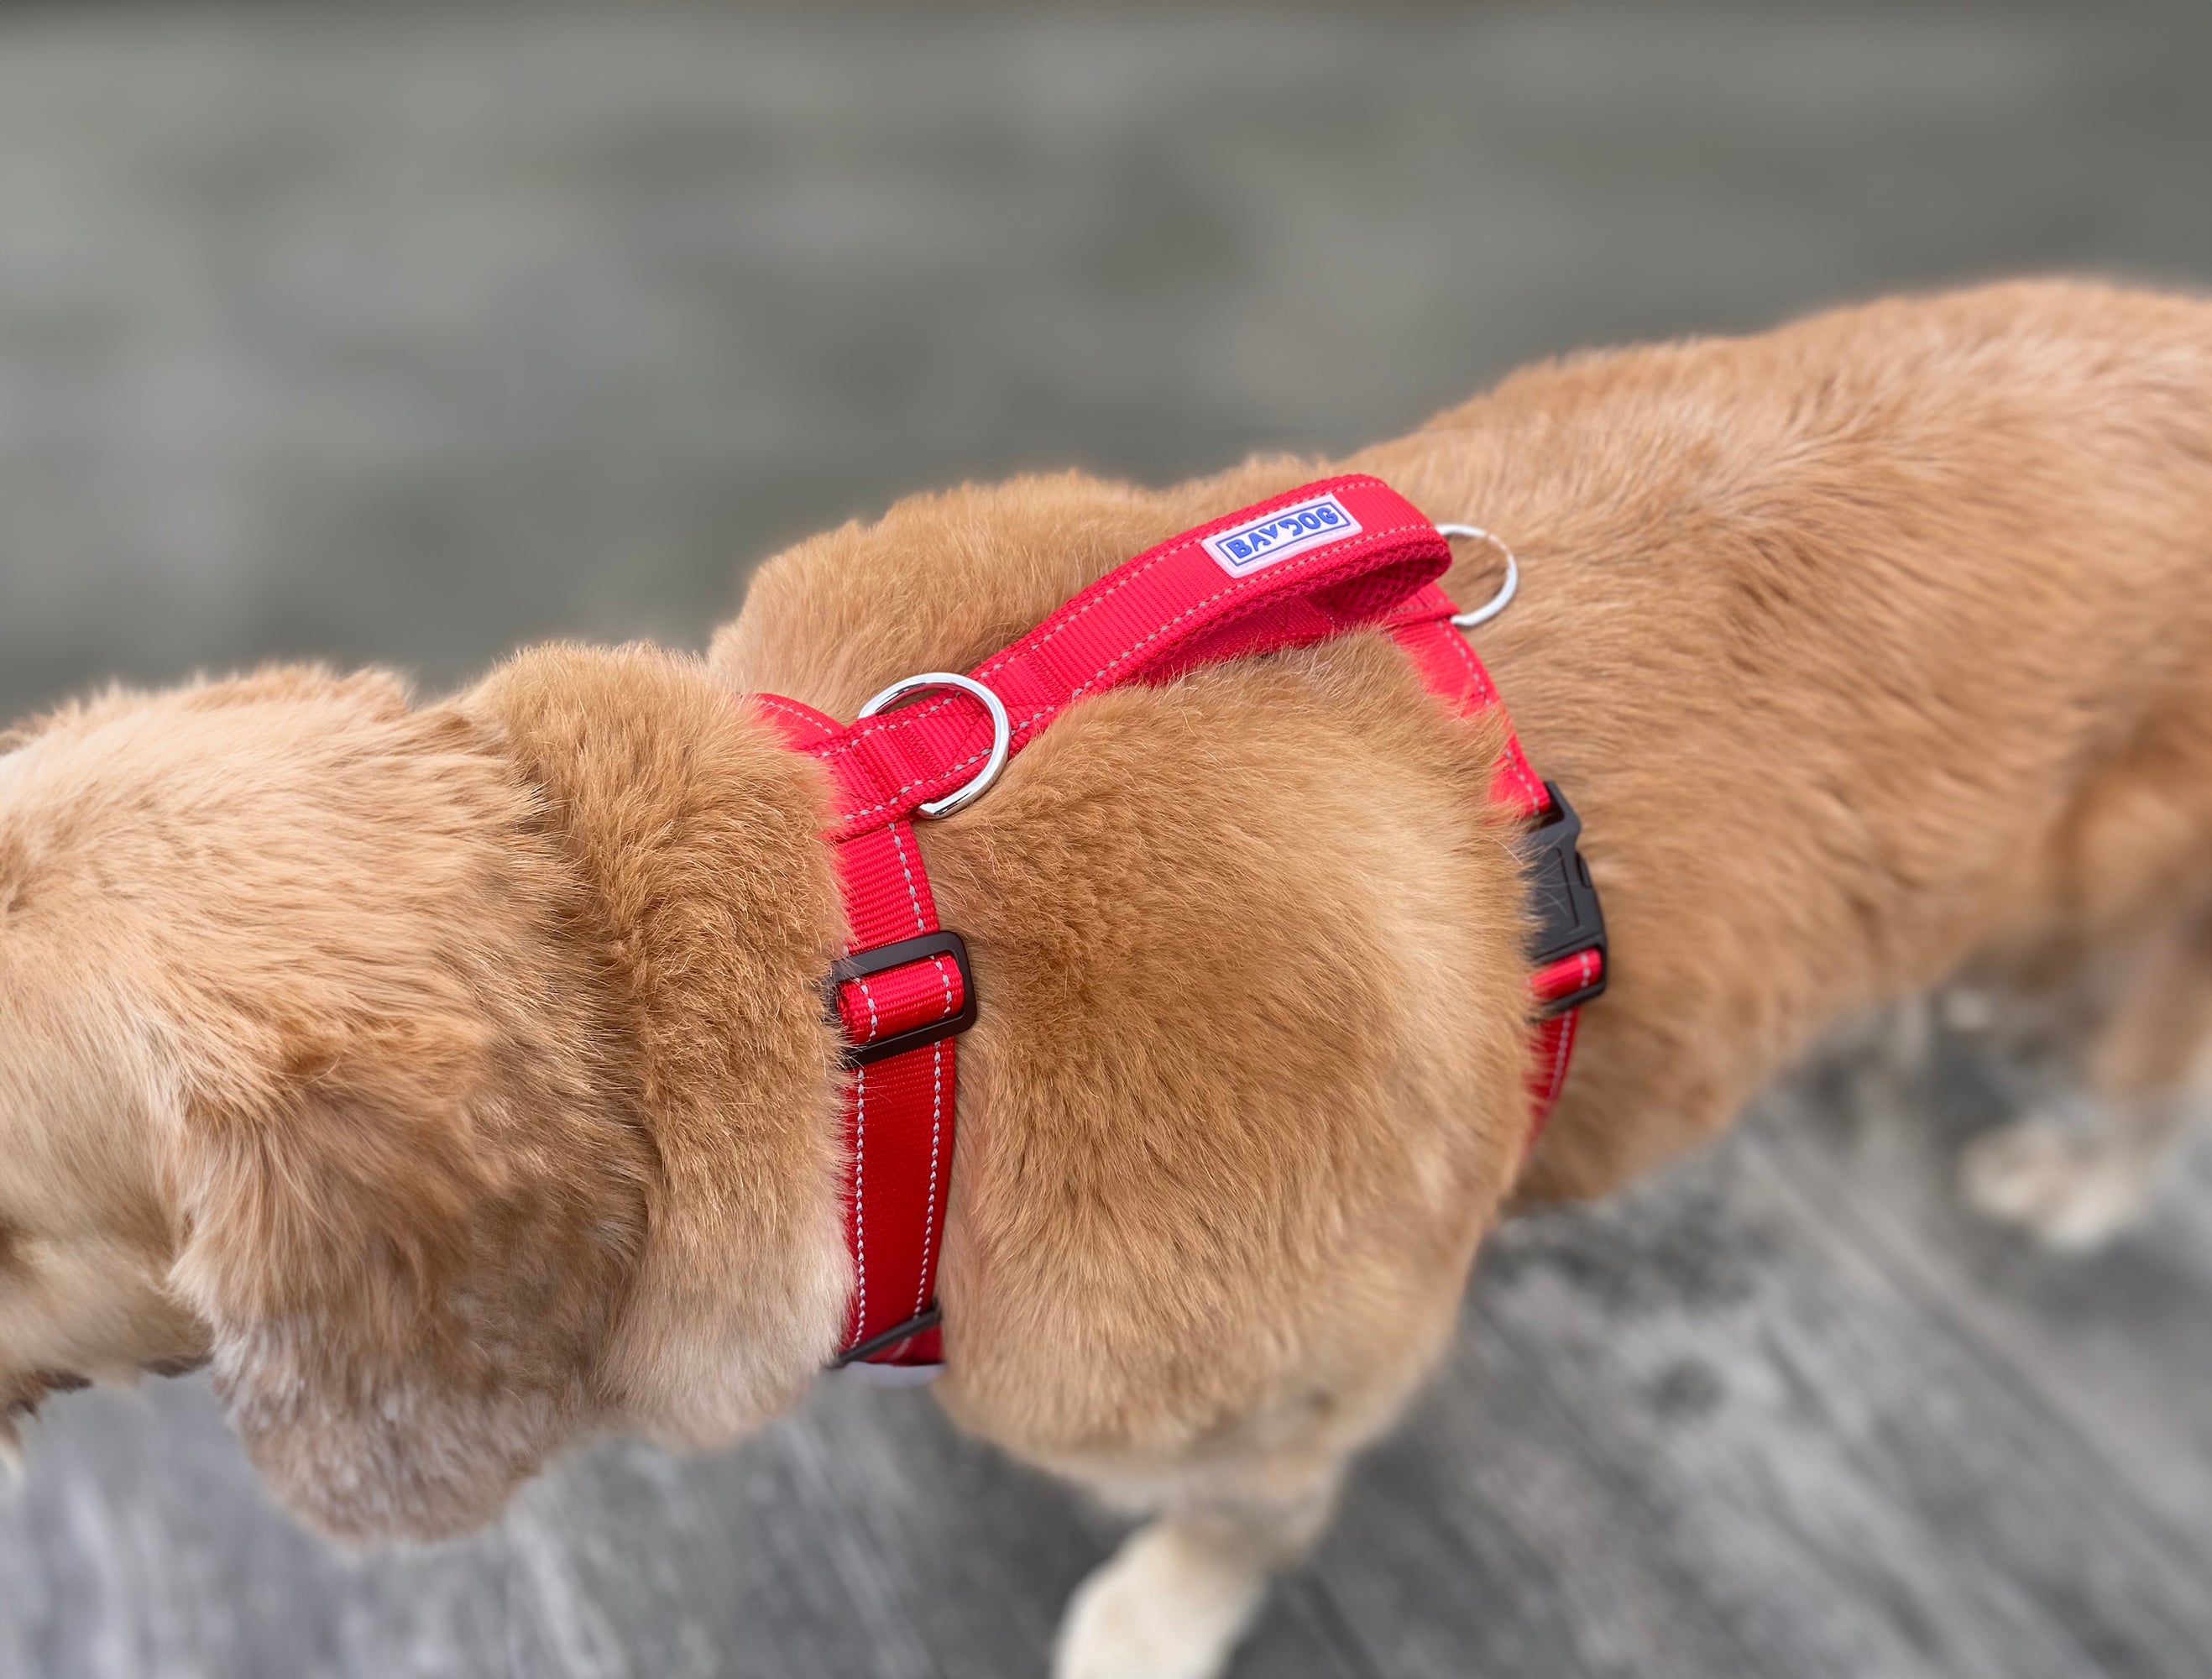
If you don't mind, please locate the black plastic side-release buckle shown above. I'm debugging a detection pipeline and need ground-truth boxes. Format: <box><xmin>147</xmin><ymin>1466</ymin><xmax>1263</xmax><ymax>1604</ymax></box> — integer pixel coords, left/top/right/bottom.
<box><xmin>1521</xmin><ymin>782</ymin><xmax>1608</xmax><ymax>1017</ymax></box>
<box><xmin>826</xmin><ymin>930</ymin><xmax>980</xmax><ymax>1066</ymax></box>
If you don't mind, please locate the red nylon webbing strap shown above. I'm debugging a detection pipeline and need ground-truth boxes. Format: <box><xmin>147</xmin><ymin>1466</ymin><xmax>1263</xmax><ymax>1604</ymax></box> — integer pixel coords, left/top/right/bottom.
<box><xmin>753</xmin><ymin>693</ymin><xmax>969</xmax><ymax>1370</ymax></box>
<box><xmin>803</xmin><ymin>477</ymin><xmax>1454</xmax><ymax>845</ymax></box>
<box><xmin>1383</xmin><ymin>587</ymin><xmax>1547</xmax><ymax>815</ymax></box>
<box><xmin>1384</xmin><ymin>583</ymin><xmax>1607</xmax><ymax>1131</ymax></box>
<box><xmin>752</xmin><ymin>474</ymin><xmax>1603</xmax><ymax>1372</ymax></box>
<box><xmin>757</xmin><ymin>476</ymin><xmax>1456</xmax><ymax>1370</ymax></box>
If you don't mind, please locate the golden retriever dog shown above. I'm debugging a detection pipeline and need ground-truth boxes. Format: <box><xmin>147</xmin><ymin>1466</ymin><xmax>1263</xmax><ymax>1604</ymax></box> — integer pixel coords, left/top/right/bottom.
<box><xmin>3</xmin><ymin>280</ymin><xmax>2211</xmax><ymax>1679</ymax></box>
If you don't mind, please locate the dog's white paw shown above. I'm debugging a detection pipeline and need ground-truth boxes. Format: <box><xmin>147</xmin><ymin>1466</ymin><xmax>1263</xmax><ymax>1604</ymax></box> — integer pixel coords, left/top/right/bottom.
<box><xmin>1959</xmin><ymin>1116</ymin><xmax>2152</xmax><ymax>1252</ymax></box>
<box><xmin>1054</xmin><ymin>1521</ymin><xmax>1269</xmax><ymax>1679</ymax></box>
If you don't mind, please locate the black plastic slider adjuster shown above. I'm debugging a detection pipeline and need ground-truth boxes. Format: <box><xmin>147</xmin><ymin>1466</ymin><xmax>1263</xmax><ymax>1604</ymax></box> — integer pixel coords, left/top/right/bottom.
<box><xmin>826</xmin><ymin>930</ymin><xmax>980</xmax><ymax>1066</ymax></box>
<box><xmin>829</xmin><ymin>1305</ymin><xmax>943</xmax><ymax>1369</ymax></box>
<box><xmin>1521</xmin><ymin>781</ymin><xmax>1608</xmax><ymax>1017</ymax></box>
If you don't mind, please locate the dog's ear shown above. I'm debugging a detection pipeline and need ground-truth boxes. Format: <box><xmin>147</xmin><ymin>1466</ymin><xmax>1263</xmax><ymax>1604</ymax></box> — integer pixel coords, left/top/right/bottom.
<box><xmin>167</xmin><ymin>1007</ymin><xmax>646</xmax><ymax>1543</ymax></box>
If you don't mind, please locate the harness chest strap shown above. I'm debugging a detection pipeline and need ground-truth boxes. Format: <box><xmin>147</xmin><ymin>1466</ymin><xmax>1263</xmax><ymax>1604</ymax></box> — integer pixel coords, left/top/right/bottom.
<box><xmin>752</xmin><ymin>476</ymin><xmax>1607</xmax><ymax>1373</ymax></box>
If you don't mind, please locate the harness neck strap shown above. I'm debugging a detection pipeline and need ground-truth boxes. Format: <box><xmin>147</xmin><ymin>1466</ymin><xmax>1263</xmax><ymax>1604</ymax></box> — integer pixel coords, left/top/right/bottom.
<box><xmin>752</xmin><ymin>476</ymin><xmax>1604</xmax><ymax>1373</ymax></box>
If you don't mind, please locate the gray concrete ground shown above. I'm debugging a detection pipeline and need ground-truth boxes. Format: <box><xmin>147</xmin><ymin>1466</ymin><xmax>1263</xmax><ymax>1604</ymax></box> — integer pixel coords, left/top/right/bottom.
<box><xmin>3</xmin><ymin>6</ymin><xmax>2212</xmax><ymax>1677</ymax></box>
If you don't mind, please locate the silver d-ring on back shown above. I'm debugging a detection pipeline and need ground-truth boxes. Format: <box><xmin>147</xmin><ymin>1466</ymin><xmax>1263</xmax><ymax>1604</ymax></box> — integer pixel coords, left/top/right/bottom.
<box><xmin>857</xmin><ymin>671</ymin><xmax>1012</xmax><ymax>819</ymax></box>
<box><xmin>1437</xmin><ymin>524</ymin><xmax>1519</xmax><ymax>629</ymax></box>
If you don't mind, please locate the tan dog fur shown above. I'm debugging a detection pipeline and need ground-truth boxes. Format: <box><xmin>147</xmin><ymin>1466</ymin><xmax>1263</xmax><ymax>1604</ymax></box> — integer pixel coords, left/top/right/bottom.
<box><xmin>3</xmin><ymin>280</ymin><xmax>2211</xmax><ymax>1677</ymax></box>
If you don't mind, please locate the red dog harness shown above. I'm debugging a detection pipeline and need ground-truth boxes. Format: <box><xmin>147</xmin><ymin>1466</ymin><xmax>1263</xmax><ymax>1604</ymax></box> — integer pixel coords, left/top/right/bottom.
<box><xmin>753</xmin><ymin>477</ymin><xmax>1606</xmax><ymax>1373</ymax></box>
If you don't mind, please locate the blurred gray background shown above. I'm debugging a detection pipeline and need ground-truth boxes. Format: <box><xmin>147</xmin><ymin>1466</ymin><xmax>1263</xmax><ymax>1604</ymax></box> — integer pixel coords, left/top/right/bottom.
<box><xmin>5</xmin><ymin>5</ymin><xmax>2212</xmax><ymax>1678</ymax></box>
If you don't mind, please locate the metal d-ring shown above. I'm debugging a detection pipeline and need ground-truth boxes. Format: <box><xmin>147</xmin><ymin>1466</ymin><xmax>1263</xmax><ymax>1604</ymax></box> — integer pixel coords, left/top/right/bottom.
<box><xmin>1437</xmin><ymin>523</ymin><xmax>1519</xmax><ymax>628</ymax></box>
<box><xmin>857</xmin><ymin>671</ymin><xmax>1012</xmax><ymax>819</ymax></box>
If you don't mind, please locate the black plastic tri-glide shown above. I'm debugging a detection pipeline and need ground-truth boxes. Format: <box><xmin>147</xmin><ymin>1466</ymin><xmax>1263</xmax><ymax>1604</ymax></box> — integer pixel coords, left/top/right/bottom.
<box><xmin>825</xmin><ymin>930</ymin><xmax>980</xmax><ymax>1066</ymax></box>
<box><xmin>829</xmin><ymin>1305</ymin><xmax>943</xmax><ymax>1370</ymax></box>
<box><xmin>1520</xmin><ymin>782</ymin><xmax>1609</xmax><ymax>1016</ymax></box>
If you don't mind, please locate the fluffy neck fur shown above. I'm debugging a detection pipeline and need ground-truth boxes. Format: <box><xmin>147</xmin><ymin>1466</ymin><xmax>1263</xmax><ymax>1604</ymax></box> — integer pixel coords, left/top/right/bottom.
<box><xmin>463</xmin><ymin>645</ymin><xmax>855</xmax><ymax>1451</ymax></box>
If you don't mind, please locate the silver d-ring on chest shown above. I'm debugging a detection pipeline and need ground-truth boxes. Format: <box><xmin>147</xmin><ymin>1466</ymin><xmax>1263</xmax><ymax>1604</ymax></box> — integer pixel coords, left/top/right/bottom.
<box><xmin>1437</xmin><ymin>524</ymin><xmax>1519</xmax><ymax>628</ymax></box>
<box><xmin>857</xmin><ymin>671</ymin><xmax>1012</xmax><ymax>819</ymax></box>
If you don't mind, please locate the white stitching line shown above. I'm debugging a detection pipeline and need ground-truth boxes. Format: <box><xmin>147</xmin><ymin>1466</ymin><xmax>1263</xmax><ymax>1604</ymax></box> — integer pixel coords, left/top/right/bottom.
<box><xmin>915</xmin><ymin>953</ymin><xmax>953</xmax><ymax>1318</ymax></box>
<box><xmin>1545</xmin><ymin>1011</ymin><xmax>1577</xmax><ymax>1101</ymax></box>
<box><xmin>813</xmin><ymin>477</ymin><xmax>1395</xmax><ymax>759</ymax></box>
<box><xmin>829</xmin><ymin>519</ymin><xmax>1437</xmax><ymax>828</ymax></box>
<box><xmin>1035</xmin><ymin>519</ymin><xmax>1437</xmax><ymax>708</ymax></box>
<box><xmin>895</xmin><ymin>825</ymin><xmax>945</xmax><ymax>1324</ymax></box>
<box><xmin>833</xmin><ymin>745</ymin><xmax>996</xmax><ymax>829</ymax></box>
<box><xmin>813</xmin><ymin>502</ymin><xmax>1420</xmax><ymax>772</ymax></box>
<box><xmin>851</xmin><ymin>1067</ymin><xmax>869</xmax><ymax>1339</ymax></box>
<box><xmin>920</xmin><ymin>1043</ymin><xmax>941</xmax><ymax>1315</ymax></box>
<box><xmin>1436</xmin><ymin>617</ymin><xmax>1545</xmax><ymax>810</ymax></box>
<box><xmin>971</xmin><ymin>526</ymin><xmax>1209</xmax><ymax>677</ymax></box>
<box><xmin>750</xmin><ymin>693</ymin><xmax>843</xmax><ymax>748</ymax></box>
<box><xmin>886</xmin><ymin>824</ymin><xmax>928</xmax><ymax>934</ymax></box>
<box><xmin>751</xmin><ymin>693</ymin><xmax>824</xmax><ymax>725</ymax></box>
<box><xmin>850</xmin><ymin>976</ymin><xmax>881</xmax><ymax>1341</ymax></box>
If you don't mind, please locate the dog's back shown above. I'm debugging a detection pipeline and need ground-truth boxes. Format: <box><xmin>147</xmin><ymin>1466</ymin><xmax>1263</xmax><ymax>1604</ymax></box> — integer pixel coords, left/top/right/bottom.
<box><xmin>720</xmin><ymin>280</ymin><xmax>2212</xmax><ymax>1211</ymax></box>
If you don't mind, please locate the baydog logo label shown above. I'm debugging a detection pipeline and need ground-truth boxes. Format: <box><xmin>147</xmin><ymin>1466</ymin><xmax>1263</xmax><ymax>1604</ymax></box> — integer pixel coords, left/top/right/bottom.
<box><xmin>1200</xmin><ymin>492</ymin><xmax>1363</xmax><ymax>578</ymax></box>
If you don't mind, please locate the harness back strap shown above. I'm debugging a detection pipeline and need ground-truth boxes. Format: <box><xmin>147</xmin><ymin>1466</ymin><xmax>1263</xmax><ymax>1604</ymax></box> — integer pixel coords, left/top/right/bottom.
<box><xmin>753</xmin><ymin>475</ymin><xmax>1604</xmax><ymax>1373</ymax></box>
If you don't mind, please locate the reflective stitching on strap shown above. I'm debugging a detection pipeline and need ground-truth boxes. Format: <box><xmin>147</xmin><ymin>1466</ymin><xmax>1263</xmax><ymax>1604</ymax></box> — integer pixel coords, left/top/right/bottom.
<box><xmin>1437</xmin><ymin>617</ymin><xmax>1545</xmax><ymax>811</ymax></box>
<box><xmin>831</xmin><ymin>747</ymin><xmax>996</xmax><ymax>829</ymax></box>
<box><xmin>887</xmin><ymin>824</ymin><xmax>928</xmax><ymax>935</ymax></box>
<box><xmin>829</xmin><ymin>522</ymin><xmax>1443</xmax><ymax>827</ymax></box>
<box><xmin>778</xmin><ymin>476</ymin><xmax>1593</xmax><ymax>1371</ymax></box>
<box><xmin>1545</xmin><ymin>1011</ymin><xmax>1577</xmax><ymax>1103</ymax></box>
<box><xmin>812</xmin><ymin>477</ymin><xmax>1407</xmax><ymax>761</ymax></box>
<box><xmin>814</xmin><ymin>513</ymin><xmax>1431</xmax><ymax>772</ymax></box>
<box><xmin>751</xmin><ymin>693</ymin><xmax>829</xmax><ymax>729</ymax></box>
<box><xmin>917</xmin><ymin>965</ymin><xmax>951</xmax><ymax>1317</ymax></box>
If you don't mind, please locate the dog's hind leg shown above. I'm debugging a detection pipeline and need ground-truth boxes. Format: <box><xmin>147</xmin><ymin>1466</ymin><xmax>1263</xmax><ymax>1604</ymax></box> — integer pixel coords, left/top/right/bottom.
<box><xmin>1960</xmin><ymin>910</ymin><xmax>2212</xmax><ymax>1250</ymax></box>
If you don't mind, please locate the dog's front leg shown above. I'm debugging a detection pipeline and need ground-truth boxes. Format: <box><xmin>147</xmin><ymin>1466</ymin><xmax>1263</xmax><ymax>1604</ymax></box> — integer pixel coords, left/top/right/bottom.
<box><xmin>1053</xmin><ymin>1472</ymin><xmax>1339</xmax><ymax>1679</ymax></box>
